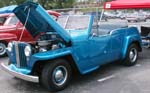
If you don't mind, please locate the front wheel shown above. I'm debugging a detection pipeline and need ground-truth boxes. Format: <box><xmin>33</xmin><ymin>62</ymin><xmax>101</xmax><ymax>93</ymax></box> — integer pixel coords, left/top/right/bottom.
<box><xmin>0</xmin><ymin>42</ymin><xmax>7</xmax><ymax>57</ymax></box>
<box><xmin>123</xmin><ymin>44</ymin><xmax>139</xmax><ymax>66</ymax></box>
<box><xmin>41</xmin><ymin>59</ymin><xmax>72</xmax><ymax>92</ymax></box>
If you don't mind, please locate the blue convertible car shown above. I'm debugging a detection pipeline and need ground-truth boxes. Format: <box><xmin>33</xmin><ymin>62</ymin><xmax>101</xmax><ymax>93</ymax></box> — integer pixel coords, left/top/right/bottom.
<box><xmin>1</xmin><ymin>1</ymin><xmax>142</xmax><ymax>91</ymax></box>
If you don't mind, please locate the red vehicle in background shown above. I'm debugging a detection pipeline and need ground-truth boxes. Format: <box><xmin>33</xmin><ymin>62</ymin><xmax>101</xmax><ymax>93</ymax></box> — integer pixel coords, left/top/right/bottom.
<box><xmin>0</xmin><ymin>11</ymin><xmax>60</xmax><ymax>56</ymax></box>
<box><xmin>0</xmin><ymin>13</ymin><xmax>10</xmax><ymax>25</ymax></box>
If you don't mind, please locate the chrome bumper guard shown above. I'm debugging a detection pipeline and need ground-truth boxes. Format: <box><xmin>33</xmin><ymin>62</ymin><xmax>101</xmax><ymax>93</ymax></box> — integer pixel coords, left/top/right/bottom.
<box><xmin>0</xmin><ymin>63</ymin><xmax>39</xmax><ymax>83</ymax></box>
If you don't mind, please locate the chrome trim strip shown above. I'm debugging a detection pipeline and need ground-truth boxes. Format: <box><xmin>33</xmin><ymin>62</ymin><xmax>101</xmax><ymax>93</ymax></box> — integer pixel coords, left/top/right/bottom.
<box><xmin>0</xmin><ymin>63</ymin><xmax>39</xmax><ymax>83</ymax></box>
<box><xmin>0</xmin><ymin>37</ymin><xmax>17</xmax><ymax>40</ymax></box>
<box><xmin>15</xmin><ymin>42</ymin><xmax>20</xmax><ymax>67</ymax></box>
<box><xmin>0</xmin><ymin>28</ymin><xmax>19</xmax><ymax>32</ymax></box>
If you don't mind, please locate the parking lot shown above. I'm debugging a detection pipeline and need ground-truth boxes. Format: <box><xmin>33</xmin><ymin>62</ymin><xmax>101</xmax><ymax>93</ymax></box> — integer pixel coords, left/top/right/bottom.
<box><xmin>0</xmin><ymin>19</ymin><xmax>150</xmax><ymax>93</ymax></box>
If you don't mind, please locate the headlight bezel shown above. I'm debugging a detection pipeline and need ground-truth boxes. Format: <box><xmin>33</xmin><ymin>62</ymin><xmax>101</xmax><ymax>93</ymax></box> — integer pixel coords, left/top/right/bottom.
<box><xmin>24</xmin><ymin>45</ymin><xmax>32</xmax><ymax>57</ymax></box>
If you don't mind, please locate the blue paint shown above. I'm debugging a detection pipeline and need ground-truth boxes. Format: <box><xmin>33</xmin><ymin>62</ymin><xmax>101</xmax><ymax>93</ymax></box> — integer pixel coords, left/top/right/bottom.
<box><xmin>121</xmin><ymin>27</ymin><xmax>142</xmax><ymax>59</ymax></box>
<box><xmin>13</xmin><ymin>1</ymin><xmax>70</xmax><ymax>43</ymax></box>
<box><xmin>29</xmin><ymin>47</ymin><xmax>73</xmax><ymax>67</ymax></box>
<box><xmin>9</xmin><ymin>64</ymin><xmax>31</xmax><ymax>74</ymax></box>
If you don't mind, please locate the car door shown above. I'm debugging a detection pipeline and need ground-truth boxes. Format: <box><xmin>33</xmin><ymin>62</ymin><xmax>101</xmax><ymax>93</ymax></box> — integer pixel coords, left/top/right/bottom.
<box><xmin>72</xmin><ymin>34</ymin><xmax>111</xmax><ymax>73</ymax></box>
<box><xmin>88</xmin><ymin>33</ymin><xmax>111</xmax><ymax>66</ymax></box>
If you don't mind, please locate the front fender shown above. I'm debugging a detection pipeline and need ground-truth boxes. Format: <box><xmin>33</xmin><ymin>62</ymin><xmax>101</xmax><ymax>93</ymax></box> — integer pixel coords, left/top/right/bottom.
<box><xmin>28</xmin><ymin>47</ymin><xmax>73</xmax><ymax>67</ymax></box>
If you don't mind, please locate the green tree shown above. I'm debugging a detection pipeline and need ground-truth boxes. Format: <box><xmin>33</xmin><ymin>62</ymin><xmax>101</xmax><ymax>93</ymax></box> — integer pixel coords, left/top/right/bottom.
<box><xmin>0</xmin><ymin>0</ymin><xmax>115</xmax><ymax>9</ymax></box>
<box><xmin>40</xmin><ymin>0</ymin><xmax>76</xmax><ymax>9</ymax></box>
<box><xmin>15</xmin><ymin>0</ymin><xmax>76</xmax><ymax>9</ymax></box>
<box><xmin>15</xmin><ymin>0</ymin><xmax>26</xmax><ymax>5</ymax></box>
<box><xmin>0</xmin><ymin>0</ymin><xmax>16</xmax><ymax>7</ymax></box>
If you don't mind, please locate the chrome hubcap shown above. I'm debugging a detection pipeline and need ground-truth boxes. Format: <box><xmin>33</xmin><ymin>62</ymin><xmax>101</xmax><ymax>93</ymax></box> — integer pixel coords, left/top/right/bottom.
<box><xmin>53</xmin><ymin>66</ymin><xmax>68</xmax><ymax>86</ymax></box>
<box><xmin>129</xmin><ymin>48</ymin><xmax>137</xmax><ymax>63</ymax></box>
<box><xmin>0</xmin><ymin>43</ymin><xmax>6</xmax><ymax>55</ymax></box>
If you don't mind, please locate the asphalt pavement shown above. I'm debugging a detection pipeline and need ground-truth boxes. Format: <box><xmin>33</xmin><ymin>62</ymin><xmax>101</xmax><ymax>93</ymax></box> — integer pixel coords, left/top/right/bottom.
<box><xmin>0</xmin><ymin>47</ymin><xmax>149</xmax><ymax>93</ymax></box>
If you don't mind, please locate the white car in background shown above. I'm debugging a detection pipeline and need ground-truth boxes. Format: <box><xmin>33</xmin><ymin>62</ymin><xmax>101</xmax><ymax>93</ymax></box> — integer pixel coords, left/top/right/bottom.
<box><xmin>126</xmin><ymin>13</ymin><xmax>147</xmax><ymax>22</ymax></box>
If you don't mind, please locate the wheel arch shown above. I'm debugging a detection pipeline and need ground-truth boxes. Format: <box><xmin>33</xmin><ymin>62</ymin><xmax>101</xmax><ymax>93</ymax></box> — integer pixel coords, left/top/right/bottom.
<box><xmin>122</xmin><ymin>40</ymin><xmax>142</xmax><ymax>60</ymax></box>
<box><xmin>131</xmin><ymin>41</ymin><xmax>142</xmax><ymax>52</ymax></box>
<box><xmin>0</xmin><ymin>40</ymin><xmax>8</xmax><ymax>45</ymax></box>
<box><xmin>31</xmin><ymin>54</ymin><xmax>80</xmax><ymax>76</ymax></box>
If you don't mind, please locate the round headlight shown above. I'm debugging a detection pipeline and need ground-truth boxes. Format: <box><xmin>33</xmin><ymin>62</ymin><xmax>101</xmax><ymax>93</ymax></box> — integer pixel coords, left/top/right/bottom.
<box><xmin>7</xmin><ymin>42</ymin><xmax>13</xmax><ymax>52</ymax></box>
<box><xmin>24</xmin><ymin>45</ymin><xmax>31</xmax><ymax>57</ymax></box>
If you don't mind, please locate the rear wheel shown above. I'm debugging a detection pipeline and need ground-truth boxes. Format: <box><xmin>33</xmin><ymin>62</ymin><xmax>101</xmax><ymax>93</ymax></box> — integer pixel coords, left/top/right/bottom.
<box><xmin>0</xmin><ymin>42</ymin><xmax>7</xmax><ymax>57</ymax></box>
<box><xmin>123</xmin><ymin>44</ymin><xmax>139</xmax><ymax>66</ymax></box>
<box><xmin>41</xmin><ymin>59</ymin><xmax>72</xmax><ymax>91</ymax></box>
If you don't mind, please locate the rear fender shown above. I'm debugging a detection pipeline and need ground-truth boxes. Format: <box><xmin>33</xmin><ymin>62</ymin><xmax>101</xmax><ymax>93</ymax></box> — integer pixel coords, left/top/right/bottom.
<box><xmin>121</xmin><ymin>35</ymin><xmax>141</xmax><ymax>60</ymax></box>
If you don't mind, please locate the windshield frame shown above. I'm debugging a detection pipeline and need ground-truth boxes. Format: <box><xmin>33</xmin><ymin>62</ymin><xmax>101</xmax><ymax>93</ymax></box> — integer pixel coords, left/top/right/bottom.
<box><xmin>57</xmin><ymin>15</ymin><xmax>91</xmax><ymax>31</ymax></box>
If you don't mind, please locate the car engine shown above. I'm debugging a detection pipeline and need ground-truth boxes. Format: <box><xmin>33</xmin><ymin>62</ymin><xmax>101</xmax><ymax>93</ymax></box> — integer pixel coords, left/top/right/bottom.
<box><xmin>34</xmin><ymin>32</ymin><xmax>66</xmax><ymax>53</ymax></box>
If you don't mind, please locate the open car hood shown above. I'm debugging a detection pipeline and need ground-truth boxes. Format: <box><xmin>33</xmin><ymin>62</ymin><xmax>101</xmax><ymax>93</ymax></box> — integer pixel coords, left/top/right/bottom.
<box><xmin>13</xmin><ymin>1</ymin><xmax>71</xmax><ymax>43</ymax></box>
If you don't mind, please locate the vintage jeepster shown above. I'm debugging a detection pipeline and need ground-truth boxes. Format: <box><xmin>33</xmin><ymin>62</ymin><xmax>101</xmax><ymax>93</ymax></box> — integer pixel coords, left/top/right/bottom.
<box><xmin>1</xmin><ymin>1</ymin><xmax>142</xmax><ymax>91</ymax></box>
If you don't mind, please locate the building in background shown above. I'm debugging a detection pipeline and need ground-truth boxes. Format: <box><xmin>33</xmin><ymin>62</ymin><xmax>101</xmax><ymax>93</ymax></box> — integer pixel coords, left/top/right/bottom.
<box><xmin>76</xmin><ymin>0</ymin><xmax>102</xmax><ymax>8</ymax></box>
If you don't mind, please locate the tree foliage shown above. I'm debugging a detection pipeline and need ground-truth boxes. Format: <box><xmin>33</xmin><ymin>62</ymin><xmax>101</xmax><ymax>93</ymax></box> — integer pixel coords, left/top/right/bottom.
<box><xmin>0</xmin><ymin>0</ymin><xmax>76</xmax><ymax>9</ymax></box>
<box><xmin>0</xmin><ymin>0</ymin><xmax>112</xmax><ymax>9</ymax></box>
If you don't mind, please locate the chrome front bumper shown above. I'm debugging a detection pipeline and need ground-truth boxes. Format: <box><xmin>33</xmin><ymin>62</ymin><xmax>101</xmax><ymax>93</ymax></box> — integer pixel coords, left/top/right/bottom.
<box><xmin>0</xmin><ymin>63</ymin><xmax>39</xmax><ymax>83</ymax></box>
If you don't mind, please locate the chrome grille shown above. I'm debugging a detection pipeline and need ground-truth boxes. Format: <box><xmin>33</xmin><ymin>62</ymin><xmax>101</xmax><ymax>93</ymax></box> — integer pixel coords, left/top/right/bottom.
<box><xmin>15</xmin><ymin>42</ymin><xmax>20</xmax><ymax>67</ymax></box>
<box><xmin>14</xmin><ymin>42</ymin><xmax>27</xmax><ymax>67</ymax></box>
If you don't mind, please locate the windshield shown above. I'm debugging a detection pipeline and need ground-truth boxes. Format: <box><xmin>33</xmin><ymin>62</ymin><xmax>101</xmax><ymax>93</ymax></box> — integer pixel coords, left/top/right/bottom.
<box><xmin>4</xmin><ymin>16</ymin><xmax>19</xmax><ymax>25</ymax></box>
<box><xmin>57</xmin><ymin>15</ymin><xmax>90</xmax><ymax>30</ymax></box>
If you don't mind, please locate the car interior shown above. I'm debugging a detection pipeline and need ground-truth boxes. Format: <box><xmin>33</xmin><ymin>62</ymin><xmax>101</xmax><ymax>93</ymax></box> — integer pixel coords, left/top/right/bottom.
<box><xmin>91</xmin><ymin>23</ymin><xmax>128</xmax><ymax>36</ymax></box>
<box><xmin>141</xmin><ymin>26</ymin><xmax>150</xmax><ymax>47</ymax></box>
